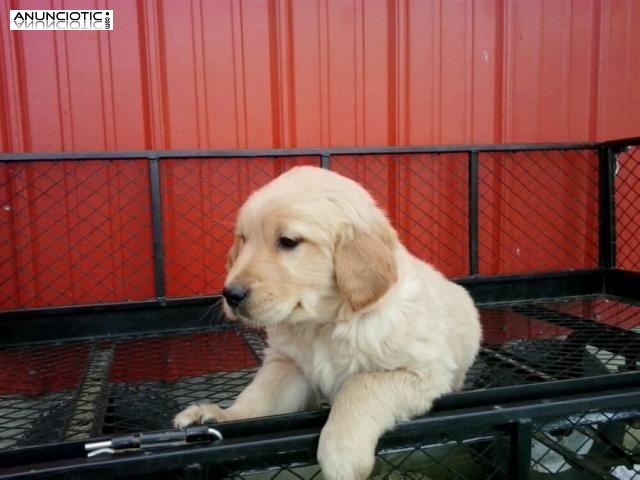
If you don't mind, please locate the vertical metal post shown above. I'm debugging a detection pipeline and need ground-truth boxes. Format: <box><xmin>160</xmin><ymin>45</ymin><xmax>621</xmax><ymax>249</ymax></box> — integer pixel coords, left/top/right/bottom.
<box><xmin>468</xmin><ymin>151</ymin><xmax>479</xmax><ymax>276</ymax></box>
<box><xmin>598</xmin><ymin>145</ymin><xmax>616</xmax><ymax>269</ymax></box>
<box><xmin>321</xmin><ymin>153</ymin><xmax>331</xmax><ymax>169</ymax></box>
<box><xmin>149</xmin><ymin>157</ymin><xmax>167</xmax><ymax>303</ymax></box>
<box><xmin>509</xmin><ymin>419</ymin><xmax>532</xmax><ymax>480</ymax></box>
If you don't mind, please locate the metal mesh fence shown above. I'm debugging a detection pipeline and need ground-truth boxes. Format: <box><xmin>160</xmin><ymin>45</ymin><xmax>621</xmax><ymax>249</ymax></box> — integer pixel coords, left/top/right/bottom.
<box><xmin>616</xmin><ymin>145</ymin><xmax>640</xmax><ymax>272</ymax></box>
<box><xmin>57</xmin><ymin>407</ymin><xmax>640</xmax><ymax>480</ymax></box>
<box><xmin>1</xmin><ymin>146</ymin><xmax>611</xmax><ymax>311</ymax></box>
<box><xmin>217</xmin><ymin>426</ymin><xmax>510</xmax><ymax>480</ymax></box>
<box><xmin>0</xmin><ymin>160</ymin><xmax>154</xmax><ymax>310</ymax></box>
<box><xmin>0</xmin><ymin>325</ymin><xmax>260</xmax><ymax>450</ymax></box>
<box><xmin>477</xmin><ymin>150</ymin><xmax>599</xmax><ymax>275</ymax></box>
<box><xmin>332</xmin><ymin>153</ymin><xmax>470</xmax><ymax>278</ymax></box>
<box><xmin>471</xmin><ymin>295</ymin><xmax>640</xmax><ymax>389</ymax></box>
<box><xmin>530</xmin><ymin>407</ymin><xmax>640</xmax><ymax>479</ymax></box>
<box><xmin>372</xmin><ymin>428</ymin><xmax>510</xmax><ymax>480</ymax></box>
<box><xmin>1</xmin><ymin>295</ymin><xmax>639</xmax><ymax>453</ymax></box>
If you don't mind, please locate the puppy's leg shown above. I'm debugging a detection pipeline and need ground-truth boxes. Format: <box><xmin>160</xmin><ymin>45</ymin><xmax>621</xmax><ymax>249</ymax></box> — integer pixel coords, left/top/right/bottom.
<box><xmin>452</xmin><ymin>370</ymin><xmax>467</xmax><ymax>392</ymax></box>
<box><xmin>173</xmin><ymin>350</ymin><xmax>317</xmax><ymax>428</ymax></box>
<box><xmin>318</xmin><ymin>369</ymin><xmax>451</xmax><ymax>480</ymax></box>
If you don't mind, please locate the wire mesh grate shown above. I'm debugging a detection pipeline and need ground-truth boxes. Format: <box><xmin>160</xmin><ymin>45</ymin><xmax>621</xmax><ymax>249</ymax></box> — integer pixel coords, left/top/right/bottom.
<box><xmin>616</xmin><ymin>145</ymin><xmax>640</xmax><ymax>272</ymax></box>
<box><xmin>1</xmin><ymin>146</ymin><xmax>629</xmax><ymax>314</ymax></box>
<box><xmin>531</xmin><ymin>408</ymin><xmax>640</xmax><ymax>479</ymax></box>
<box><xmin>331</xmin><ymin>153</ymin><xmax>470</xmax><ymax>277</ymax></box>
<box><xmin>473</xmin><ymin>296</ymin><xmax>640</xmax><ymax>389</ymax></box>
<box><xmin>0</xmin><ymin>325</ymin><xmax>261</xmax><ymax>449</ymax></box>
<box><xmin>0</xmin><ymin>160</ymin><xmax>154</xmax><ymax>310</ymax></box>
<box><xmin>478</xmin><ymin>149</ymin><xmax>599</xmax><ymax>275</ymax></box>
<box><xmin>1</xmin><ymin>294</ymin><xmax>639</xmax><ymax>454</ymax></box>
<box><xmin>115</xmin><ymin>429</ymin><xmax>510</xmax><ymax>480</ymax></box>
<box><xmin>130</xmin><ymin>407</ymin><xmax>640</xmax><ymax>480</ymax></box>
<box><xmin>373</xmin><ymin>429</ymin><xmax>509</xmax><ymax>480</ymax></box>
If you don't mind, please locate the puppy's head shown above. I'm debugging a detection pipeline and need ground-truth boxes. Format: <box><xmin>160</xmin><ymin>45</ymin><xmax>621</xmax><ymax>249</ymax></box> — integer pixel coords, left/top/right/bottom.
<box><xmin>222</xmin><ymin>166</ymin><xmax>398</xmax><ymax>327</ymax></box>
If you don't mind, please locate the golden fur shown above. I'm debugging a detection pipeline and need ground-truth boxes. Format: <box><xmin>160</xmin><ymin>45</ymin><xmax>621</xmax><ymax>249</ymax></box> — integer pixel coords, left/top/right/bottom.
<box><xmin>174</xmin><ymin>166</ymin><xmax>482</xmax><ymax>479</ymax></box>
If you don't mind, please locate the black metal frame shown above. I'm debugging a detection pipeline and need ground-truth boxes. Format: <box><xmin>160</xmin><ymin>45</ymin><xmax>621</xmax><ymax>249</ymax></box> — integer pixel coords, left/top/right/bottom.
<box><xmin>1</xmin><ymin>387</ymin><xmax>639</xmax><ymax>479</ymax></box>
<box><xmin>2</xmin><ymin>139</ymin><xmax>640</xmax><ymax>333</ymax></box>
<box><xmin>1</xmin><ymin>137</ymin><xmax>640</xmax><ymax>479</ymax></box>
<box><xmin>3</xmin><ymin>268</ymin><xmax>640</xmax><ymax>346</ymax></box>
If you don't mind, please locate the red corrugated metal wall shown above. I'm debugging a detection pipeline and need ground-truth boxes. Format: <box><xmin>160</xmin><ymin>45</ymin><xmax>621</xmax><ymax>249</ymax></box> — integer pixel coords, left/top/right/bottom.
<box><xmin>1</xmin><ymin>1</ymin><xmax>639</xmax><ymax>310</ymax></box>
<box><xmin>2</xmin><ymin>0</ymin><xmax>639</xmax><ymax>152</ymax></box>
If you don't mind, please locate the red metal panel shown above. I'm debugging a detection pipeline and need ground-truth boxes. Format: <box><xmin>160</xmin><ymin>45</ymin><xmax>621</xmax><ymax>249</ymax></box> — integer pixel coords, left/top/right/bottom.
<box><xmin>597</xmin><ymin>0</ymin><xmax>640</xmax><ymax>141</ymax></box>
<box><xmin>199</xmin><ymin>0</ymin><xmax>244</xmax><ymax>148</ymax></box>
<box><xmin>1</xmin><ymin>1</ymin><xmax>639</xmax><ymax>310</ymax></box>
<box><xmin>2</xmin><ymin>0</ymin><xmax>639</xmax><ymax>151</ymax></box>
<box><xmin>0</xmin><ymin>0</ymin><xmax>149</xmax><ymax>151</ymax></box>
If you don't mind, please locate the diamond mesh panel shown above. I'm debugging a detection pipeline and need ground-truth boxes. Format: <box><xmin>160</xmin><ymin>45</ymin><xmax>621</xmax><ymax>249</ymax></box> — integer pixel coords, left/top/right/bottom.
<box><xmin>160</xmin><ymin>157</ymin><xmax>318</xmax><ymax>298</ymax></box>
<box><xmin>473</xmin><ymin>296</ymin><xmax>640</xmax><ymax>388</ymax></box>
<box><xmin>478</xmin><ymin>150</ymin><xmax>599</xmax><ymax>275</ymax></box>
<box><xmin>216</xmin><ymin>429</ymin><xmax>509</xmax><ymax>480</ymax></box>
<box><xmin>373</xmin><ymin>430</ymin><xmax>509</xmax><ymax>480</ymax></box>
<box><xmin>331</xmin><ymin>153</ymin><xmax>469</xmax><ymax>277</ymax></box>
<box><xmin>2</xmin><ymin>295</ymin><xmax>638</xmax><ymax>453</ymax></box>
<box><xmin>52</xmin><ymin>408</ymin><xmax>639</xmax><ymax>480</ymax></box>
<box><xmin>0</xmin><ymin>323</ymin><xmax>261</xmax><ymax>449</ymax></box>
<box><xmin>201</xmin><ymin>408</ymin><xmax>639</xmax><ymax>480</ymax></box>
<box><xmin>531</xmin><ymin>408</ymin><xmax>640</xmax><ymax>479</ymax></box>
<box><xmin>616</xmin><ymin>145</ymin><xmax>640</xmax><ymax>272</ymax></box>
<box><xmin>0</xmin><ymin>160</ymin><xmax>154</xmax><ymax>310</ymax></box>
<box><xmin>1</xmin><ymin>148</ymin><xmax>609</xmax><ymax>312</ymax></box>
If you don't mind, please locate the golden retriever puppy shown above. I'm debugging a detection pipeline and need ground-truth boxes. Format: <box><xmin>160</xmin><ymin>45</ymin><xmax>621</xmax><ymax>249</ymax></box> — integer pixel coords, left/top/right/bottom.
<box><xmin>174</xmin><ymin>166</ymin><xmax>482</xmax><ymax>479</ymax></box>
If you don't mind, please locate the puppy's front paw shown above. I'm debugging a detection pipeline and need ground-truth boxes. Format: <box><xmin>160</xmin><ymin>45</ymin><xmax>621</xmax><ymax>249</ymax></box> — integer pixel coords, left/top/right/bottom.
<box><xmin>317</xmin><ymin>426</ymin><xmax>375</xmax><ymax>480</ymax></box>
<box><xmin>173</xmin><ymin>403</ymin><xmax>227</xmax><ymax>429</ymax></box>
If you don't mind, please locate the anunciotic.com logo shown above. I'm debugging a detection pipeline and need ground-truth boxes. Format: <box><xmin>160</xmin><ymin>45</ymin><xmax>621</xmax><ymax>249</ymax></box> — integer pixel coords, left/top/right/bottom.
<box><xmin>10</xmin><ymin>10</ymin><xmax>113</xmax><ymax>30</ymax></box>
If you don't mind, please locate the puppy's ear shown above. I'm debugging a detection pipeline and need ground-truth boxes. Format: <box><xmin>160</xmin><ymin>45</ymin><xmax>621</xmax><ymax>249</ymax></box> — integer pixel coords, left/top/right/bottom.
<box><xmin>226</xmin><ymin>235</ymin><xmax>244</xmax><ymax>271</ymax></box>
<box><xmin>335</xmin><ymin>220</ymin><xmax>398</xmax><ymax>311</ymax></box>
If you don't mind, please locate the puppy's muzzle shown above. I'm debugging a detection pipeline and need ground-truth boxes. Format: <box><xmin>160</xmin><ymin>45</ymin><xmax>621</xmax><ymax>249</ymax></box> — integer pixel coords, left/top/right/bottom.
<box><xmin>222</xmin><ymin>284</ymin><xmax>249</xmax><ymax>309</ymax></box>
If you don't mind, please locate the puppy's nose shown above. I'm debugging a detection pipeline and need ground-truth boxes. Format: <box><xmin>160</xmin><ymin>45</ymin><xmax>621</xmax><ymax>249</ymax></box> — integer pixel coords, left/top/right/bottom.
<box><xmin>222</xmin><ymin>284</ymin><xmax>249</xmax><ymax>309</ymax></box>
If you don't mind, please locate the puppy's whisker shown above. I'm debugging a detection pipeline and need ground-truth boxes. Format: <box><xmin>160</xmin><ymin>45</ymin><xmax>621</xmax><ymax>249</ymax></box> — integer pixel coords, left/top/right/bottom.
<box><xmin>194</xmin><ymin>298</ymin><xmax>224</xmax><ymax>325</ymax></box>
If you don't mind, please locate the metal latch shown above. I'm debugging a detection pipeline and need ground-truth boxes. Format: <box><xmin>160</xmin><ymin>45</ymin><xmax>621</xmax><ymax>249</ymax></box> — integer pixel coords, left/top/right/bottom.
<box><xmin>85</xmin><ymin>425</ymin><xmax>223</xmax><ymax>457</ymax></box>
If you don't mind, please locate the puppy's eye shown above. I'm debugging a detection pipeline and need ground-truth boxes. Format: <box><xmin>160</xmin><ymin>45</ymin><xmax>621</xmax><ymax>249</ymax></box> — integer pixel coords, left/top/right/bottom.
<box><xmin>277</xmin><ymin>236</ymin><xmax>301</xmax><ymax>251</ymax></box>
